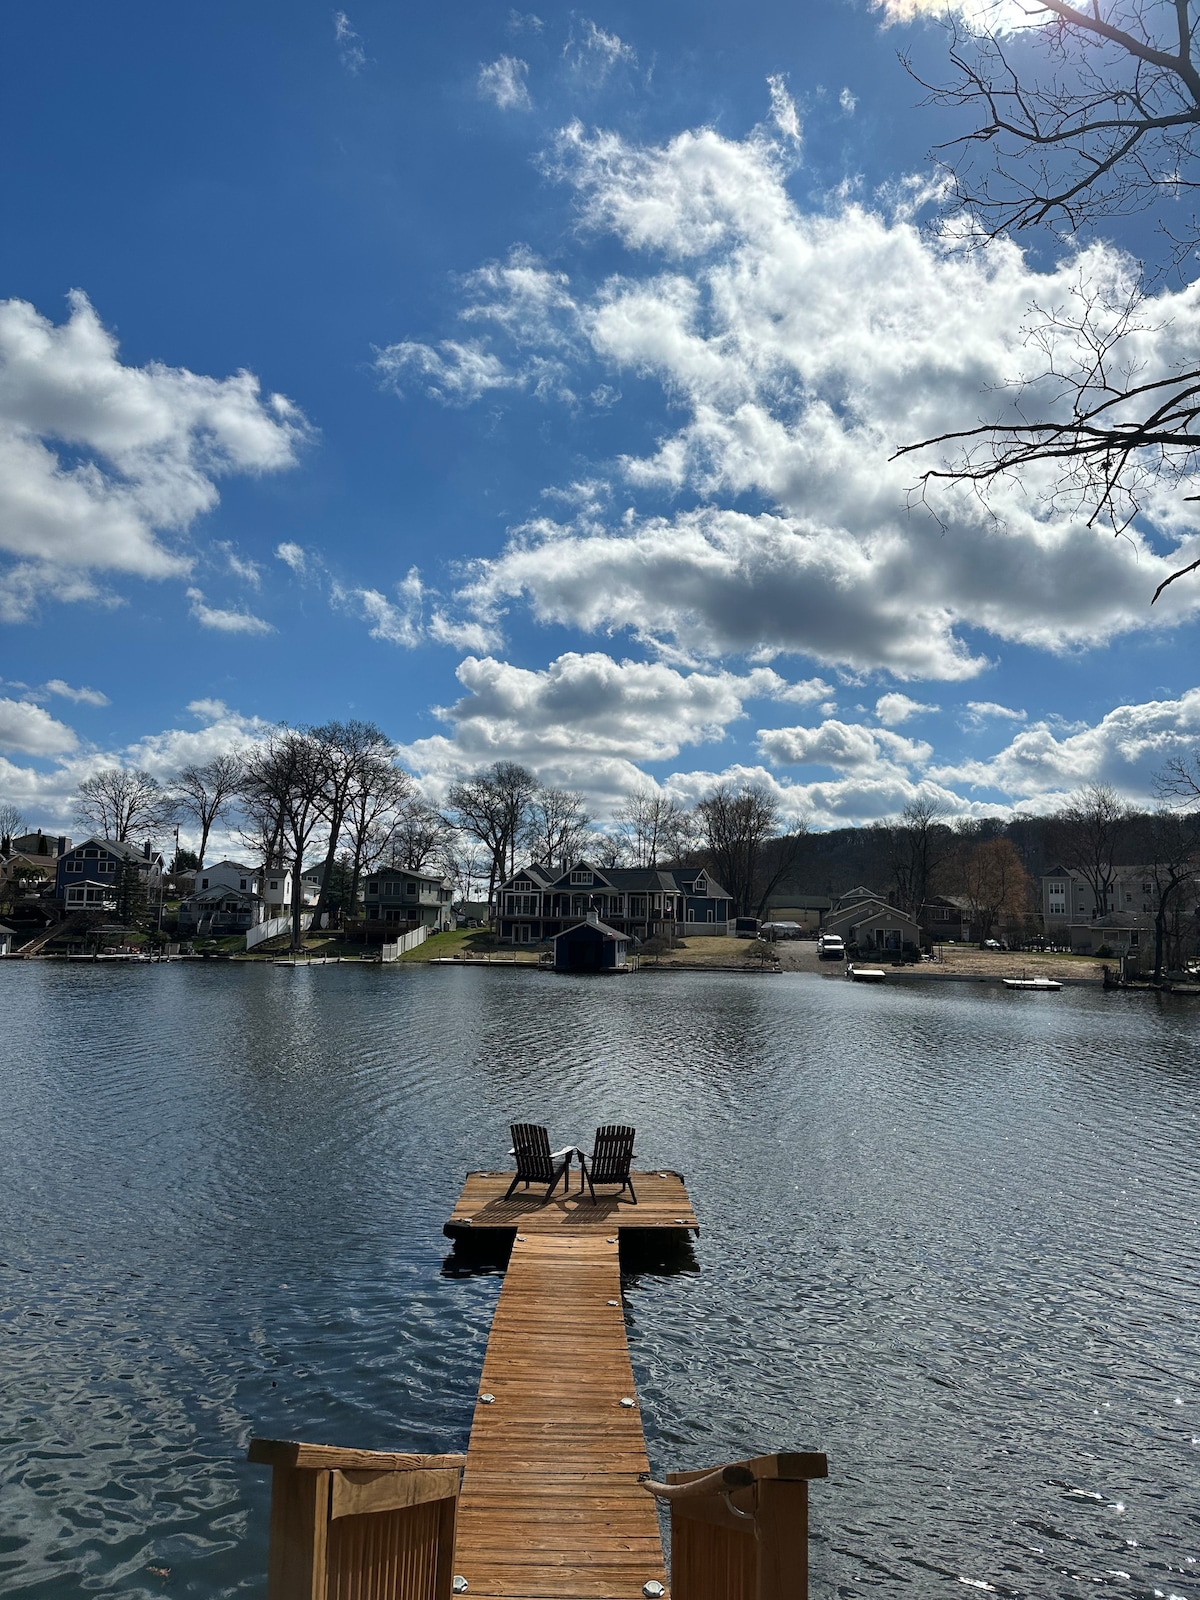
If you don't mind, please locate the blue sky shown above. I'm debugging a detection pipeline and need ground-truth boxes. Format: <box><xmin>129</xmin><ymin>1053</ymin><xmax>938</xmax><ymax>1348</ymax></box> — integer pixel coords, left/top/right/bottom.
<box><xmin>3</xmin><ymin>0</ymin><xmax>1199</xmax><ymax>839</ymax></box>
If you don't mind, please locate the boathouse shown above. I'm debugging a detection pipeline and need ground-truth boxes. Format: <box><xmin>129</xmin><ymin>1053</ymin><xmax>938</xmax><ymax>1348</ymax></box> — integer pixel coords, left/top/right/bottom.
<box><xmin>552</xmin><ymin>914</ymin><xmax>629</xmax><ymax>972</ymax></box>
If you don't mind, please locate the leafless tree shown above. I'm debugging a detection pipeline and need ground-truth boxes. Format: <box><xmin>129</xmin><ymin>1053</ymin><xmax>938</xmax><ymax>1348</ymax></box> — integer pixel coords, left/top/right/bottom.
<box><xmin>344</xmin><ymin>765</ymin><xmax>412</xmax><ymax>913</ymax></box>
<box><xmin>305</xmin><ymin>722</ymin><xmax>398</xmax><ymax>928</ymax></box>
<box><xmin>447</xmin><ymin>761</ymin><xmax>538</xmax><ymax>907</ymax></box>
<box><xmin>0</xmin><ymin>802</ymin><xmax>26</xmax><ymax>845</ymax></box>
<box><xmin>1144</xmin><ymin>806</ymin><xmax>1200</xmax><ymax>981</ymax></box>
<box><xmin>881</xmin><ymin>797</ymin><xmax>950</xmax><ymax>918</ymax></box>
<box><xmin>588</xmin><ymin>831</ymin><xmax>632</xmax><ymax>870</ymax></box>
<box><xmin>1050</xmin><ymin>781</ymin><xmax>1131</xmax><ymax>919</ymax></box>
<box><xmin>386</xmin><ymin>794</ymin><xmax>456</xmax><ymax>874</ymax></box>
<box><xmin>523</xmin><ymin>786</ymin><xmax>591</xmax><ymax>871</ymax></box>
<box><xmin>240</xmin><ymin>730</ymin><xmax>329</xmax><ymax>949</ymax></box>
<box><xmin>612</xmin><ymin>787</ymin><xmax>691</xmax><ymax>868</ymax></box>
<box><xmin>172</xmin><ymin>754</ymin><xmax>244</xmax><ymax>869</ymax></box>
<box><xmin>898</xmin><ymin>1</ymin><xmax>1200</xmax><ymax>596</ymax></box>
<box><xmin>696</xmin><ymin>783</ymin><xmax>803</xmax><ymax>917</ymax></box>
<box><xmin>76</xmin><ymin>768</ymin><xmax>175</xmax><ymax>843</ymax></box>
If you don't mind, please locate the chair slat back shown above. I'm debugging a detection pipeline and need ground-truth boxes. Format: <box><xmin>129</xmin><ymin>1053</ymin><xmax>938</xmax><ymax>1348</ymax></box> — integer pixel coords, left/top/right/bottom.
<box><xmin>510</xmin><ymin>1123</ymin><xmax>554</xmax><ymax>1183</ymax></box>
<box><xmin>589</xmin><ymin>1124</ymin><xmax>635</xmax><ymax>1183</ymax></box>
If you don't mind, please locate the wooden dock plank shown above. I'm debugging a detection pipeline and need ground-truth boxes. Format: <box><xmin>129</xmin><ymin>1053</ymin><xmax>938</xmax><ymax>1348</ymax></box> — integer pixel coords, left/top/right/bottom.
<box><xmin>453</xmin><ymin>1233</ymin><xmax>669</xmax><ymax>1600</ymax></box>
<box><xmin>445</xmin><ymin>1170</ymin><xmax>697</xmax><ymax>1236</ymax></box>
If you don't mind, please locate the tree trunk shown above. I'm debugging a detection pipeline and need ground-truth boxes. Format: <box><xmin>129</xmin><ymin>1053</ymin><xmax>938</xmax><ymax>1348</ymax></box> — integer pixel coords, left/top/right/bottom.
<box><xmin>291</xmin><ymin>848</ymin><xmax>305</xmax><ymax>952</ymax></box>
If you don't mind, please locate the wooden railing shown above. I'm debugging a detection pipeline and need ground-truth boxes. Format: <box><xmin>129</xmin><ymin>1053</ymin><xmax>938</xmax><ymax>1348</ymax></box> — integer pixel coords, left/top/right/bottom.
<box><xmin>642</xmin><ymin>1451</ymin><xmax>828</xmax><ymax>1600</ymax></box>
<box><xmin>248</xmin><ymin>1439</ymin><xmax>465</xmax><ymax>1600</ymax></box>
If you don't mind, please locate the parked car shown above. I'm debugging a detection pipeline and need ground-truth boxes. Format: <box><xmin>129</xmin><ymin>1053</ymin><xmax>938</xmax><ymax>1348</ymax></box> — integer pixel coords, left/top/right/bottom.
<box><xmin>817</xmin><ymin>932</ymin><xmax>845</xmax><ymax>960</ymax></box>
<box><xmin>761</xmin><ymin>920</ymin><xmax>802</xmax><ymax>940</ymax></box>
<box><xmin>733</xmin><ymin>917</ymin><xmax>761</xmax><ymax>938</ymax></box>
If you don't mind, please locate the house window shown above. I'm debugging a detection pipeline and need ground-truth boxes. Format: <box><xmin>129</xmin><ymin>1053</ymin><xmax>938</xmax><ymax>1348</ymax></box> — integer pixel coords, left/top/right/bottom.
<box><xmin>514</xmin><ymin>879</ymin><xmax>533</xmax><ymax>891</ymax></box>
<box><xmin>686</xmin><ymin>907</ymin><xmax>695</xmax><ymax>921</ymax></box>
<box><xmin>406</xmin><ymin>882</ymin><xmax>417</xmax><ymax>895</ymax></box>
<box><xmin>570</xmin><ymin>870</ymin><xmax>592</xmax><ymax>885</ymax></box>
<box><xmin>707</xmin><ymin>908</ymin><xmax>715</xmax><ymax>922</ymax></box>
<box><xmin>240</xmin><ymin>879</ymin><xmax>247</xmax><ymax>890</ymax></box>
<box><xmin>1142</xmin><ymin>883</ymin><xmax>1152</xmax><ymax>894</ymax></box>
<box><xmin>270</xmin><ymin>880</ymin><xmax>279</xmax><ymax>890</ymax></box>
<box><xmin>84</xmin><ymin>847</ymin><xmax>99</xmax><ymax>858</ymax></box>
<box><xmin>1129</xmin><ymin>931</ymin><xmax>1139</xmax><ymax>946</ymax></box>
<box><xmin>67</xmin><ymin>861</ymin><xmax>81</xmax><ymax>873</ymax></box>
<box><xmin>200</xmin><ymin>878</ymin><xmax>209</xmax><ymax>889</ymax></box>
<box><xmin>367</xmin><ymin>881</ymin><xmax>377</xmax><ymax>893</ymax></box>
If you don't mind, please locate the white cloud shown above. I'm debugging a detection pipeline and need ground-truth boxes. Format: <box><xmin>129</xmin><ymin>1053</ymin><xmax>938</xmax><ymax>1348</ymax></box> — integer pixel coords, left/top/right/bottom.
<box><xmin>774</xmin><ymin>676</ymin><xmax>836</xmax><ymax>705</ymax></box>
<box><xmin>399</xmin><ymin>651</ymin><xmax>781</xmax><ymax>803</ymax></box>
<box><xmin>275</xmin><ymin>541</ymin><xmax>309</xmax><ymax>573</ymax></box>
<box><xmin>375</xmin><ymin>338</ymin><xmax>523</xmax><ymax>404</ymax></box>
<box><xmin>334</xmin><ymin>11</ymin><xmax>366</xmax><ymax>72</ymax></box>
<box><xmin>964</xmin><ymin>699</ymin><xmax>1026</xmax><ymax>725</ymax></box>
<box><xmin>932</xmin><ymin>689</ymin><xmax>1200</xmax><ymax>804</ymax></box>
<box><xmin>565</xmin><ymin>20</ymin><xmax>636</xmax><ymax>82</ymax></box>
<box><xmin>0</xmin><ymin>292</ymin><xmax>305</xmax><ymax>620</ymax></box>
<box><xmin>42</xmin><ymin>679</ymin><xmax>109</xmax><ymax>707</ymax></box>
<box><xmin>872</xmin><ymin>0</ymin><xmax>1044</xmax><ymax>30</ymax></box>
<box><xmin>0</xmin><ymin>697</ymin><xmax>78</xmax><ymax>756</ymax></box>
<box><xmin>186</xmin><ymin>587</ymin><xmax>274</xmax><ymax>635</ymax></box>
<box><xmin>839</xmin><ymin>87</ymin><xmax>858</xmax><ymax>114</ymax></box>
<box><xmin>479</xmin><ymin>55</ymin><xmax>532</xmax><ymax>111</ymax></box>
<box><xmin>767</xmin><ymin>75</ymin><xmax>801</xmax><ymax>148</ymax></box>
<box><xmin>409</xmin><ymin>113</ymin><xmax>1200</xmax><ymax>678</ymax></box>
<box><xmin>875</xmin><ymin>691</ymin><xmax>936</xmax><ymax>724</ymax></box>
<box><xmin>757</xmin><ymin>718</ymin><xmax>932</xmax><ymax>772</ymax></box>
<box><xmin>335</xmin><ymin>568</ymin><xmax>425</xmax><ymax>647</ymax></box>
<box><xmin>219</xmin><ymin>545</ymin><xmax>262</xmax><ymax>587</ymax></box>
<box><xmin>508</xmin><ymin>10</ymin><xmax>543</xmax><ymax>32</ymax></box>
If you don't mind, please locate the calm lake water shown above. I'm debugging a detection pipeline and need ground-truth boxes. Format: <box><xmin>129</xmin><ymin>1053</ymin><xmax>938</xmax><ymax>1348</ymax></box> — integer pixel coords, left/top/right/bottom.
<box><xmin>1</xmin><ymin>962</ymin><xmax>1197</xmax><ymax>1598</ymax></box>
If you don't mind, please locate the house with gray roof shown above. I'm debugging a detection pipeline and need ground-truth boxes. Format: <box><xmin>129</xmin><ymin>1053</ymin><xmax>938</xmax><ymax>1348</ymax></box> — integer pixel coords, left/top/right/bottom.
<box><xmin>495</xmin><ymin>859</ymin><xmax>732</xmax><ymax>945</ymax></box>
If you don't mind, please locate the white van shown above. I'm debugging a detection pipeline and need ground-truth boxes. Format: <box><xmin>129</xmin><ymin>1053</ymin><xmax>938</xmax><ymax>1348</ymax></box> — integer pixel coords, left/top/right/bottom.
<box><xmin>817</xmin><ymin>932</ymin><xmax>845</xmax><ymax>960</ymax></box>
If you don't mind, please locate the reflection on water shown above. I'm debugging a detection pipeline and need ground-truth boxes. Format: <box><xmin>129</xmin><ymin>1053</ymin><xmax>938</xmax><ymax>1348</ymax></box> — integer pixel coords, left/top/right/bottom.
<box><xmin>1</xmin><ymin>963</ymin><xmax>1197</xmax><ymax>1596</ymax></box>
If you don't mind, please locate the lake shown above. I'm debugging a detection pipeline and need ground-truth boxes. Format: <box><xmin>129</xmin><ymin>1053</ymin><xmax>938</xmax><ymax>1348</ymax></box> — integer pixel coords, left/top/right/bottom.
<box><xmin>1</xmin><ymin>962</ymin><xmax>1197</xmax><ymax>1597</ymax></box>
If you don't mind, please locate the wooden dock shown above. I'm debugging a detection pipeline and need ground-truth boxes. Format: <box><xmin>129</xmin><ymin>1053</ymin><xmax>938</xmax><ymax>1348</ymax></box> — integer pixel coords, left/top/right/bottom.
<box><xmin>444</xmin><ymin>1169</ymin><xmax>698</xmax><ymax>1239</ymax></box>
<box><xmin>447</xmin><ymin>1171</ymin><xmax>695</xmax><ymax>1600</ymax></box>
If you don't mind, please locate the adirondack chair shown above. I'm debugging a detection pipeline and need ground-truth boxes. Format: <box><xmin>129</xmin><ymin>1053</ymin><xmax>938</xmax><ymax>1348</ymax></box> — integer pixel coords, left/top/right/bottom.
<box><xmin>504</xmin><ymin>1123</ymin><xmax>574</xmax><ymax>1201</ymax></box>
<box><xmin>577</xmin><ymin>1124</ymin><xmax>637</xmax><ymax>1204</ymax></box>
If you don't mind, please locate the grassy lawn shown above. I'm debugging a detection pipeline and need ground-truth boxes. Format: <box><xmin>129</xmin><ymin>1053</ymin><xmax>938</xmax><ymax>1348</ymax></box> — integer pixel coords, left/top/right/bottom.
<box><xmin>406</xmin><ymin>928</ymin><xmax>541</xmax><ymax>962</ymax></box>
<box><xmin>651</xmin><ymin>935</ymin><xmax>775</xmax><ymax>968</ymax></box>
<box><xmin>933</xmin><ymin>945</ymin><xmax>1107</xmax><ymax>982</ymax></box>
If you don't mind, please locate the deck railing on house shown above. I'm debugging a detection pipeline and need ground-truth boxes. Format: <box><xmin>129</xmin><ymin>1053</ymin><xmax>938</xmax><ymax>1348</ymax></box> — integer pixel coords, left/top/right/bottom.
<box><xmin>642</xmin><ymin>1451</ymin><xmax>828</xmax><ymax>1600</ymax></box>
<box><xmin>248</xmin><ymin>1439</ymin><xmax>465</xmax><ymax>1600</ymax></box>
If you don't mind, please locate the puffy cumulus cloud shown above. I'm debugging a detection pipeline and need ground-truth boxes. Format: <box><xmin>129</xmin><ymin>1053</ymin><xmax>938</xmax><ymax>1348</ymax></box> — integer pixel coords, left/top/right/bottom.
<box><xmin>412</xmin><ymin>114</ymin><xmax>1200</xmax><ymax>677</ymax></box>
<box><xmin>0</xmin><ymin>292</ymin><xmax>305</xmax><ymax>620</ymax></box>
<box><xmin>398</xmin><ymin>651</ymin><xmax>783</xmax><ymax>804</ymax></box>
<box><xmin>478</xmin><ymin>55</ymin><xmax>532</xmax><ymax>111</ymax></box>
<box><xmin>187</xmin><ymin>588</ymin><xmax>274</xmax><ymax>635</ymax></box>
<box><xmin>875</xmin><ymin>691</ymin><xmax>936</xmax><ymax>724</ymax></box>
<box><xmin>0</xmin><ymin>699</ymin><xmax>271</xmax><ymax>840</ymax></box>
<box><xmin>0</xmin><ymin>697</ymin><xmax>78</xmax><ymax>756</ymax></box>
<box><xmin>932</xmin><ymin>689</ymin><xmax>1200</xmax><ymax>805</ymax></box>
<box><xmin>275</xmin><ymin>541</ymin><xmax>309</xmax><ymax>574</ymax></box>
<box><xmin>657</xmin><ymin>759</ymin><xmax>991</xmax><ymax>832</ymax></box>
<box><xmin>757</xmin><ymin>718</ymin><xmax>933</xmax><ymax>772</ymax></box>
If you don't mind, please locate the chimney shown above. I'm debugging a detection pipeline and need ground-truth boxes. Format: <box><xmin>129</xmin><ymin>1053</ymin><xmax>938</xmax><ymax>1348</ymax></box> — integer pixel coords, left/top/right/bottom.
<box><xmin>57</xmin><ymin>836</ymin><xmax>67</xmax><ymax>856</ymax></box>
<box><xmin>143</xmin><ymin>840</ymin><xmax>152</xmax><ymax>860</ymax></box>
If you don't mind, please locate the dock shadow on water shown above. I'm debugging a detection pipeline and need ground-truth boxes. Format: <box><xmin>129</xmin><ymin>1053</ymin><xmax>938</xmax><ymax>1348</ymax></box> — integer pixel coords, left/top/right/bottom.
<box><xmin>1</xmin><ymin>962</ymin><xmax>1198</xmax><ymax>1597</ymax></box>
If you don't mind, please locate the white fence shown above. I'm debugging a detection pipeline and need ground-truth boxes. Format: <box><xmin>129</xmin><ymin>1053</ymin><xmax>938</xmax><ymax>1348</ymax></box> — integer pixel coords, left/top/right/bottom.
<box><xmin>380</xmin><ymin>925</ymin><xmax>428</xmax><ymax>962</ymax></box>
<box><xmin>246</xmin><ymin>912</ymin><xmax>313</xmax><ymax>951</ymax></box>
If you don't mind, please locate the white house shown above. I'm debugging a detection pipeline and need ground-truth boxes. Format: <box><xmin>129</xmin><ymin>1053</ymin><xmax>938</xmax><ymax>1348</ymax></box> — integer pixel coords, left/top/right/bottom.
<box><xmin>195</xmin><ymin>861</ymin><xmax>317</xmax><ymax>919</ymax></box>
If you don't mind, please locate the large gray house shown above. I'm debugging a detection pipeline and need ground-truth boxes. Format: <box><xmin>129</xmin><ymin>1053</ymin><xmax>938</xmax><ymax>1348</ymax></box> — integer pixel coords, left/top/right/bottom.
<box><xmin>495</xmin><ymin>859</ymin><xmax>733</xmax><ymax>945</ymax></box>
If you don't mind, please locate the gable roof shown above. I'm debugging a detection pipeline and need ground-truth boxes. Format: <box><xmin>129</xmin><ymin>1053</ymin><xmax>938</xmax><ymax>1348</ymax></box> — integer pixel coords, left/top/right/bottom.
<box><xmin>65</xmin><ymin>837</ymin><xmax>164</xmax><ymax>865</ymax></box>
<box><xmin>553</xmin><ymin>918</ymin><xmax>627</xmax><ymax>941</ymax></box>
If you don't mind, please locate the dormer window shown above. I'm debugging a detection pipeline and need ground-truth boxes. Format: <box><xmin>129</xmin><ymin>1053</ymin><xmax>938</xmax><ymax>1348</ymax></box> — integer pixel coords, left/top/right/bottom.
<box><xmin>514</xmin><ymin>879</ymin><xmax>533</xmax><ymax>891</ymax></box>
<box><xmin>693</xmin><ymin>876</ymin><xmax>707</xmax><ymax>895</ymax></box>
<box><xmin>570</xmin><ymin>869</ymin><xmax>593</xmax><ymax>885</ymax></box>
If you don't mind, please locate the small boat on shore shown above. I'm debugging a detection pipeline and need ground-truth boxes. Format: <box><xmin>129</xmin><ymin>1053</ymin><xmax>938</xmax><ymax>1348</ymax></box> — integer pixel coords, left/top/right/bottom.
<box><xmin>847</xmin><ymin>963</ymin><xmax>886</xmax><ymax>983</ymax></box>
<box><xmin>1003</xmin><ymin>975</ymin><xmax>1062</xmax><ymax>991</ymax></box>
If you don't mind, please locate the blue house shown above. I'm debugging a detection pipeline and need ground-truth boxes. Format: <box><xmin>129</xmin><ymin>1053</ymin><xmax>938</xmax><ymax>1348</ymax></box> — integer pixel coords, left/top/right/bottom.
<box><xmin>55</xmin><ymin>837</ymin><xmax>164</xmax><ymax>912</ymax></box>
<box><xmin>552</xmin><ymin>915</ymin><xmax>630</xmax><ymax>972</ymax></box>
<box><xmin>496</xmin><ymin>859</ymin><xmax>732</xmax><ymax>945</ymax></box>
